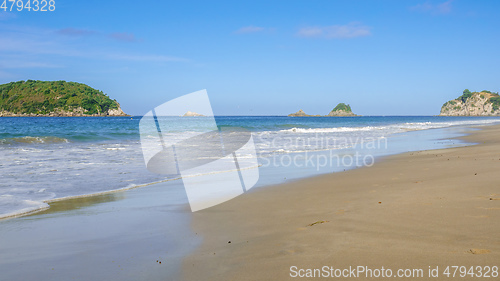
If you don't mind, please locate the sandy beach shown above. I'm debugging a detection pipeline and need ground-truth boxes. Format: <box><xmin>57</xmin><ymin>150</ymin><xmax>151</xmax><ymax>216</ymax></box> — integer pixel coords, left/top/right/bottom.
<box><xmin>3</xmin><ymin>1</ymin><xmax>500</xmax><ymax>280</ymax></box>
<box><xmin>183</xmin><ymin>125</ymin><xmax>500</xmax><ymax>280</ymax></box>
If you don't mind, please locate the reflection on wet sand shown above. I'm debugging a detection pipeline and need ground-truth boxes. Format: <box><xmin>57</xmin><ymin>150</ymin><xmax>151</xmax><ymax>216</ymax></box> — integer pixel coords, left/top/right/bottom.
<box><xmin>31</xmin><ymin>192</ymin><xmax>127</xmax><ymax>217</ymax></box>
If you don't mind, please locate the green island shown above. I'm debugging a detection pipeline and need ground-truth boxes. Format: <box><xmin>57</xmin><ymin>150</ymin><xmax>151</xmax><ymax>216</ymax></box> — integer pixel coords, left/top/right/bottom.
<box><xmin>0</xmin><ymin>80</ymin><xmax>128</xmax><ymax>117</ymax></box>
<box><xmin>331</xmin><ymin>103</ymin><xmax>352</xmax><ymax>112</ymax></box>
<box><xmin>326</xmin><ymin>103</ymin><xmax>357</xmax><ymax>116</ymax></box>
<box><xmin>440</xmin><ymin>89</ymin><xmax>500</xmax><ymax>116</ymax></box>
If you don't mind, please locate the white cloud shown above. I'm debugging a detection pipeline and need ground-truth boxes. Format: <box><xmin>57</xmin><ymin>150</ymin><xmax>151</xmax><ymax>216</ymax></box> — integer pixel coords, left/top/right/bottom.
<box><xmin>0</xmin><ymin>70</ymin><xmax>15</xmax><ymax>79</ymax></box>
<box><xmin>0</xmin><ymin>60</ymin><xmax>62</xmax><ymax>69</ymax></box>
<box><xmin>109</xmin><ymin>32</ymin><xmax>138</xmax><ymax>42</ymax></box>
<box><xmin>0</xmin><ymin>35</ymin><xmax>84</xmax><ymax>57</ymax></box>
<box><xmin>234</xmin><ymin>26</ymin><xmax>266</xmax><ymax>34</ymax></box>
<box><xmin>0</xmin><ymin>24</ymin><xmax>187</xmax><ymax>69</ymax></box>
<box><xmin>297</xmin><ymin>22</ymin><xmax>371</xmax><ymax>39</ymax></box>
<box><xmin>410</xmin><ymin>0</ymin><xmax>453</xmax><ymax>15</ymax></box>
<box><xmin>105</xmin><ymin>54</ymin><xmax>187</xmax><ymax>63</ymax></box>
<box><xmin>57</xmin><ymin>28</ymin><xmax>96</xmax><ymax>36</ymax></box>
<box><xmin>57</xmin><ymin>28</ymin><xmax>140</xmax><ymax>43</ymax></box>
<box><xmin>0</xmin><ymin>13</ymin><xmax>16</xmax><ymax>21</ymax></box>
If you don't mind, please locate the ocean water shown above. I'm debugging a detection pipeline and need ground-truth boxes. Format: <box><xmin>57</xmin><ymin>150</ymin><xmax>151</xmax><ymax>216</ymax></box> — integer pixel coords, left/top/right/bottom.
<box><xmin>1</xmin><ymin>116</ymin><xmax>500</xmax><ymax>219</ymax></box>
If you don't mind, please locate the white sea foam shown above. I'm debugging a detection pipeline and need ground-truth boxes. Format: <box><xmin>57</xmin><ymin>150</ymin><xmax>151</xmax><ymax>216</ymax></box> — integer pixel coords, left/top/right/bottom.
<box><xmin>275</xmin><ymin>119</ymin><xmax>500</xmax><ymax>135</ymax></box>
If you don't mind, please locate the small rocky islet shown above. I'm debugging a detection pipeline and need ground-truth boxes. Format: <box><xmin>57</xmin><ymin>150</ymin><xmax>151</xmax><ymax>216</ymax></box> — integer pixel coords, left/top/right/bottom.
<box><xmin>288</xmin><ymin>103</ymin><xmax>358</xmax><ymax>117</ymax></box>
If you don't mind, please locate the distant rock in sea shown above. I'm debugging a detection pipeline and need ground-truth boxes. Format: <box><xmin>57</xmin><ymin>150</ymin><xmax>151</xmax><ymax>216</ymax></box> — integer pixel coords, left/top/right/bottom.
<box><xmin>287</xmin><ymin>109</ymin><xmax>319</xmax><ymax>117</ymax></box>
<box><xmin>183</xmin><ymin>111</ymin><xmax>205</xmax><ymax>117</ymax></box>
<box><xmin>440</xmin><ymin>89</ymin><xmax>500</xmax><ymax>116</ymax></box>
<box><xmin>288</xmin><ymin>103</ymin><xmax>358</xmax><ymax>117</ymax></box>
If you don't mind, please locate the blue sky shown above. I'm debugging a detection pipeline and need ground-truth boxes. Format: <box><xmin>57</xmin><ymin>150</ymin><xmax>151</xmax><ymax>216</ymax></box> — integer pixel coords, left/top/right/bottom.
<box><xmin>1</xmin><ymin>0</ymin><xmax>499</xmax><ymax>116</ymax></box>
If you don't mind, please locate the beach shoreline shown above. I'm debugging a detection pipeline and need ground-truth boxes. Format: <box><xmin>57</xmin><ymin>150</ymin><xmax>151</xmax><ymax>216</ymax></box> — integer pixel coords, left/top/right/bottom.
<box><xmin>183</xmin><ymin>124</ymin><xmax>500</xmax><ymax>280</ymax></box>
<box><xmin>1</xmin><ymin>116</ymin><xmax>498</xmax><ymax>221</ymax></box>
<box><xmin>0</xmin><ymin>122</ymin><xmax>498</xmax><ymax>281</ymax></box>
<box><xmin>0</xmin><ymin>175</ymin><xmax>184</xmax><ymax>221</ymax></box>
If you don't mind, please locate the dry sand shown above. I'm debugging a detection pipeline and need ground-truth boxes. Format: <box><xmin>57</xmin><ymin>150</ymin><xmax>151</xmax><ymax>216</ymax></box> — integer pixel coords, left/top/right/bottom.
<box><xmin>183</xmin><ymin>125</ymin><xmax>500</xmax><ymax>280</ymax></box>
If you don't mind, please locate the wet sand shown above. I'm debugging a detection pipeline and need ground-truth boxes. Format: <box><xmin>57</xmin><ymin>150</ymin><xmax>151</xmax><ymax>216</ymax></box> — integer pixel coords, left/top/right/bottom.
<box><xmin>183</xmin><ymin>125</ymin><xmax>500</xmax><ymax>280</ymax></box>
<box><xmin>0</xmin><ymin>180</ymin><xmax>198</xmax><ymax>281</ymax></box>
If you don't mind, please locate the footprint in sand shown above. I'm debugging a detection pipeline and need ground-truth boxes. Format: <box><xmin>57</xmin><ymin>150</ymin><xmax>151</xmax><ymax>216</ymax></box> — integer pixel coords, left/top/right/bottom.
<box><xmin>469</xmin><ymin>249</ymin><xmax>490</xmax><ymax>255</ymax></box>
<box><xmin>307</xmin><ymin>220</ymin><xmax>329</xmax><ymax>227</ymax></box>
